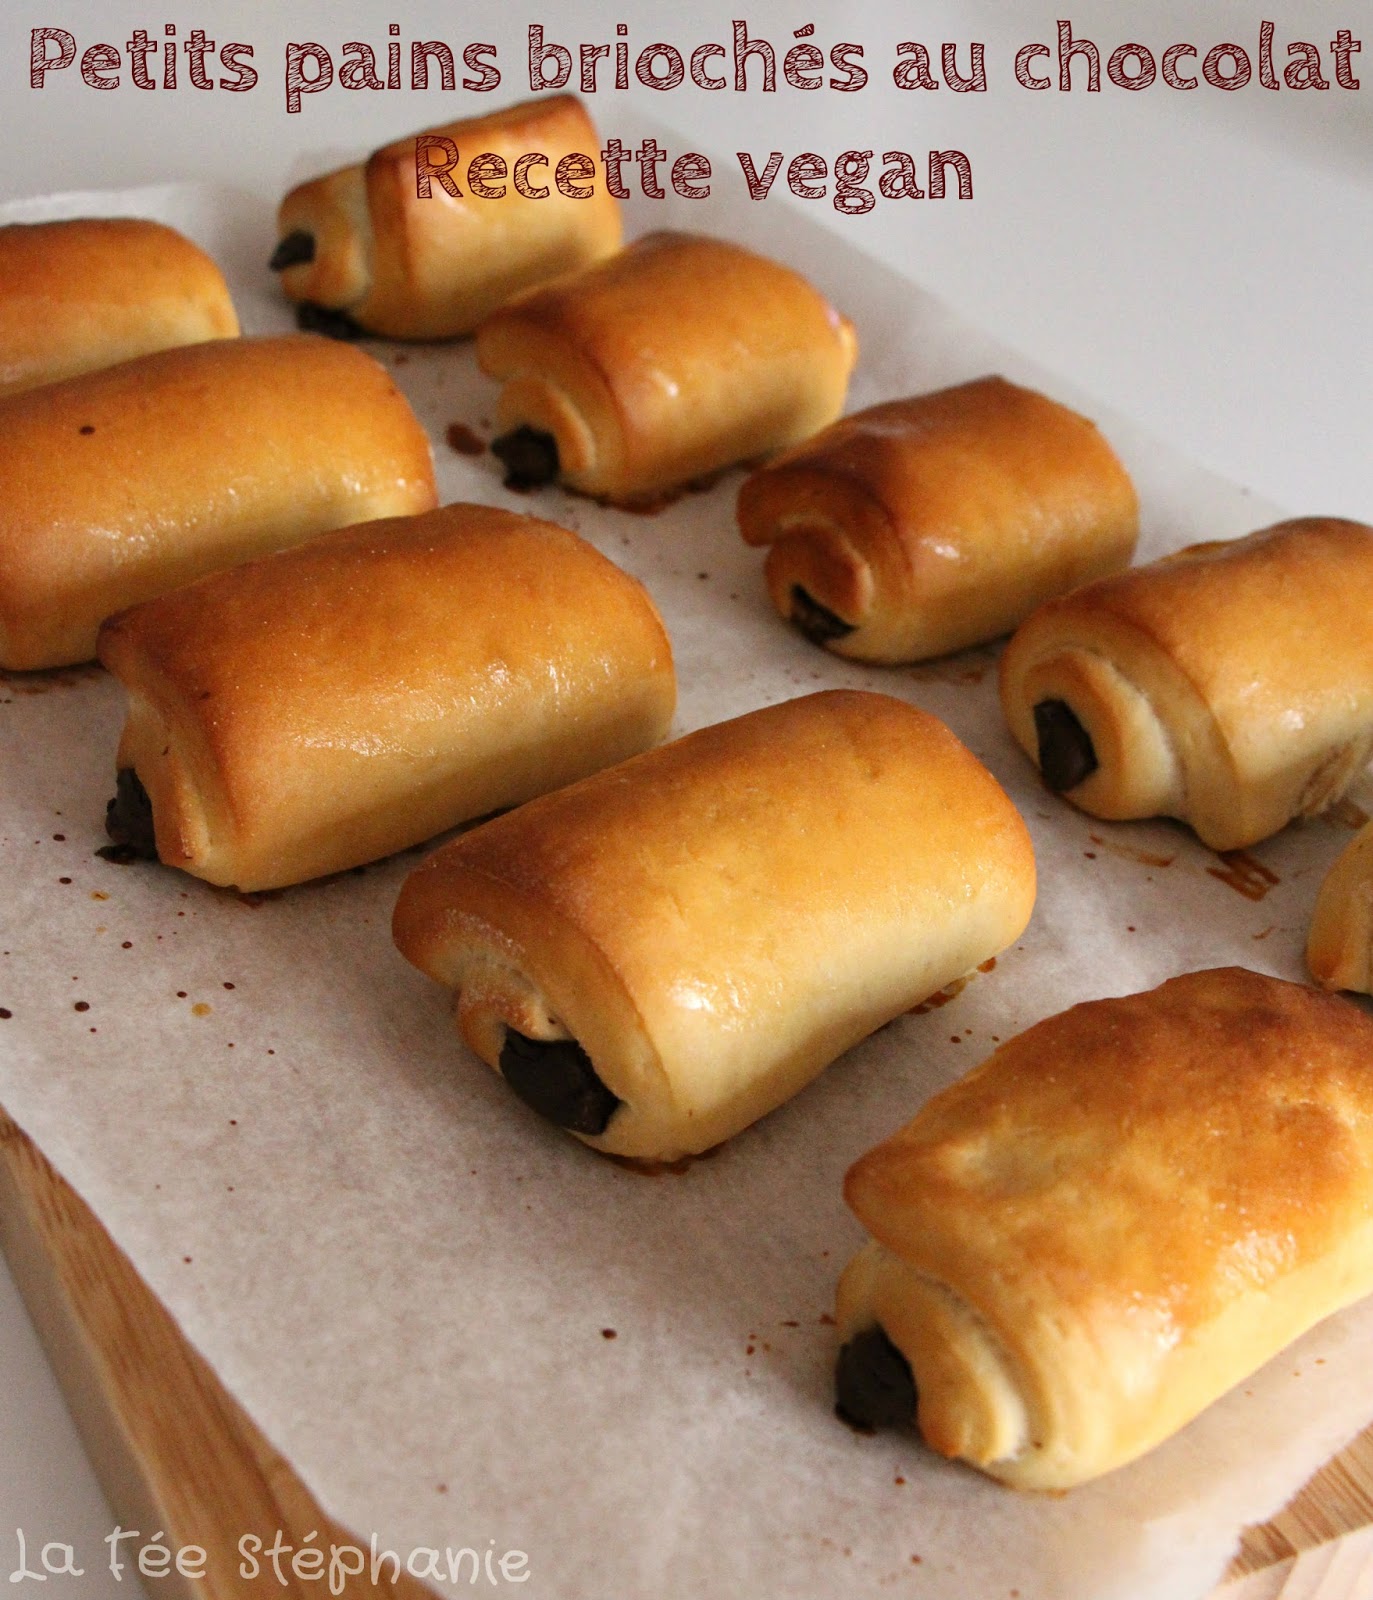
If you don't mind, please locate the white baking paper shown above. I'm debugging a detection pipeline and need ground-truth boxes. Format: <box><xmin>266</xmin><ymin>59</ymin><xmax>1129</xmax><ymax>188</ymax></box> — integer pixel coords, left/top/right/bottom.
<box><xmin>2</xmin><ymin>163</ymin><xmax>1372</xmax><ymax>1600</ymax></box>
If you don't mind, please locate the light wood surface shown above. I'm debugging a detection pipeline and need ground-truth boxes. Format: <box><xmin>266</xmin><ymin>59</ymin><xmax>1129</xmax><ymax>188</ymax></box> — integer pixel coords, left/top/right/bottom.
<box><xmin>1</xmin><ymin>1107</ymin><xmax>1371</xmax><ymax>1597</ymax></box>
<box><xmin>0</xmin><ymin>1112</ymin><xmax>425</xmax><ymax>1600</ymax></box>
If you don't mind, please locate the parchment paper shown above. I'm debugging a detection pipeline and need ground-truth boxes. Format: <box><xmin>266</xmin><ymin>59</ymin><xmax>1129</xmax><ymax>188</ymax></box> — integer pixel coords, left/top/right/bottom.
<box><xmin>3</xmin><ymin>161</ymin><xmax>1372</xmax><ymax>1600</ymax></box>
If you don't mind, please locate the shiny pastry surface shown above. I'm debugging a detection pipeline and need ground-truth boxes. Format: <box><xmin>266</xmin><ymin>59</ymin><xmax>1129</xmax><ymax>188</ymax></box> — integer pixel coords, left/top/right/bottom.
<box><xmin>838</xmin><ymin>967</ymin><xmax>1373</xmax><ymax>1489</ymax></box>
<box><xmin>96</xmin><ymin>502</ymin><xmax>675</xmax><ymax>892</ymax></box>
<box><xmin>0</xmin><ymin>216</ymin><xmax>239</xmax><ymax>398</ymax></box>
<box><xmin>999</xmin><ymin>517</ymin><xmax>1373</xmax><ymax>850</ymax></box>
<box><xmin>393</xmin><ymin>689</ymin><xmax>1034</xmax><ymax>1161</ymax></box>
<box><xmin>737</xmin><ymin>376</ymin><xmax>1138</xmax><ymax>663</ymax></box>
<box><xmin>476</xmin><ymin>230</ymin><xmax>857</xmax><ymax>505</ymax></box>
<box><xmin>0</xmin><ymin>333</ymin><xmax>436</xmax><ymax>670</ymax></box>
<box><xmin>273</xmin><ymin>94</ymin><xmax>622</xmax><ymax>339</ymax></box>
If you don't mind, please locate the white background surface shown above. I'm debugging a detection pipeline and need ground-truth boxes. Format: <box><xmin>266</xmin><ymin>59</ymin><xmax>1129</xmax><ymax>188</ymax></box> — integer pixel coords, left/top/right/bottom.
<box><xmin>0</xmin><ymin>2</ymin><xmax>1370</xmax><ymax>1593</ymax></box>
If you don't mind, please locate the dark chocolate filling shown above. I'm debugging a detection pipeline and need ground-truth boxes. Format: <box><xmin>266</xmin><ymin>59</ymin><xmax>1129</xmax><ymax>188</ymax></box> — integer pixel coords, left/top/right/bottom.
<box><xmin>491</xmin><ymin>427</ymin><xmax>561</xmax><ymax>491</ymax></box>
<box><xmin>499</xmin><ymin>1028</ymin><xmax>621</xmax><ymax>1136</ymax></box>
<box><xmin>1033</xmin><ymin>698</ymin><xmax>1099</xmax><ymax>793</ymax></box>
<box><xmin>269</xmin><ymin>230</ymin><xmax>316</xmax><ymax>271</ymax></box>
<box><xmin>835</xmin><ymin>1324</ymin><xmax>918</xmax><ymax>1432</ymax></box>
<box><xmin>789</xmin><ymin>585</ymin><xmax>857</xmax><ymax>645</ymax></box>
<box><xmin>103</xmin><ymin>767</ymin><xmax>159</xmax><ymax>861</ymax></box>
<box><xmin>294</xmin><ymin>301</ymin><xmax>366</xmax><ymax>341</ymax></box>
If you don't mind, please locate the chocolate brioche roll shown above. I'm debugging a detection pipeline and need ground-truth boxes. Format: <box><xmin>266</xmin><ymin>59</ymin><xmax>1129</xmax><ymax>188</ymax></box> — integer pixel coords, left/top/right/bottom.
<box><xmin>97</xmin><ymin>504</ymin><xmax>675</xmax><ymax>891</ymax></box>
<box><xmin>999</xmin><ymin>517</ymin><xmax>1373</xmax><ymax>850</ymax></box>
<box><xmin>1308</xmin><ymin>819</ymin><xmax>1373</xmax><ymax>994</ymax></box>
<box><xmin>836</xmin><ymin>967</ymin><xmax>1373</xmax><ymax>1489</ymax></box>
<box><xmin>736</xmin><ymin>376</ymin><xmax>1138</xmax><ymax>662</ymax></box>
<box><xmin>476</xmin><ymin>231</ymin><xmax>857</xmax><ymax>506</ymax></box>
<box><xmin>0</xmin><ymin>217</ymin><xmax>239</xmax><ymax>398</ymax></box>
<box><xmin>272</xmin><ymin>95</ymin><xmax>621</xmax><ymax>340</ymax></box>
<box><xmin>0</xmin><ymin>334</ymin><xmax>436</xmax><ymax>670</ymax></box>
<box><xmin>392</xmin><ymin>690</ymin><xmax>1035</xmax><ymax>1161</ymax></box>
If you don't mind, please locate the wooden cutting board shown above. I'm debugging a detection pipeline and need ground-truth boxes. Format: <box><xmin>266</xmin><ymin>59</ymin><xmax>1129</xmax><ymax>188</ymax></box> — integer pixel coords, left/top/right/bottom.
<box><xmin>2</xmin><ymin>1109</ymin><xmax>1371</xmax><ymax>1599</ymax></box>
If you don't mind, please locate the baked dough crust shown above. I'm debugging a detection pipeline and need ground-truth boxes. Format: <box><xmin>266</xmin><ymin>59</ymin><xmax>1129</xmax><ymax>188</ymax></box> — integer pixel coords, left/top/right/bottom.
<box><xmin>475</xmin><ymin>231</ymin><xmax>858</xmax><ymax>505</ymax></box>
<box><xmin>392</xmin><ymin>689</ymin><xmax>1035</xmax><ymax>1160</ymax></box>
<box><xmin>274</xmin><ymin>95</ymin><xmax>622</xmax><ymax>339</ymax></box>
<box><xmin>0</xmin><ymin>334</ymin><xmax>436</xmax><ymax>670</ymax></box>
<box><xmin>1308</xmin><ymin>819</ymin><xmax>1373</xmax><ymax>994</ymax></box>
<box><xmin>838</xmin><ymin>966</ymin><xmax>1373</xmax><ymax>1489</ymax></box>
<box><xmin>0</xmin><ymin>217</ymin><xmax>239</xmax><ymax>398</ymax></box>
<box><xmin>736</xmin><ymin>376</ymin><xmax>1138</xmax><ymax>663</ymax></box>
<box><xmin>998</xmin><ymin>517</ymin><xmax>1373</xmax><ymax>850</ymax></box>
<box><xmin>96</xmin><ymin>504</ymin><xmax>675</xmax><ymax>891</ymax></box>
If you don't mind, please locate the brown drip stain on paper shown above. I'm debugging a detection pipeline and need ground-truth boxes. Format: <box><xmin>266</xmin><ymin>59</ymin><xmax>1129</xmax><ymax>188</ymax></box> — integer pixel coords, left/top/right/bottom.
<box><xmin>1329</xmin><ymin>797</ymin><xmax>1371</xmax><ymax>830</ymax></box>
<box><xmin>909</xmin><ymin>975</ymin><xmax>969</xmax><ymax>1014</ymax></box>
<box><xmin>528</xmin><ymin>462</ymin><xmax>736</xmax><ymax>519</ymax></box>
<box><xmin>909</xmin><ymin>958</ymin><xmax>997</xmax><ymax>1017</ymax></box>
<box><xmin>95</xmin><ymin>842</ymin><xmax>143</xmax><ymax>865</ymax></box>
<box><xmin>1207</xmin><ymin>850</ymin><xmax>1280</xmax><ymax>902</ymax></box>
<box><xmin>601</xmin><ymin>469</ymin><xmax>730</xmax><ymax>518</ymax></box>
<box><xmin>1</xmin><ymin>663</ymin><xmax>103</xmax><ymax>694</ymax></box>
<box><xmin>606</xmin><ymin>1144</ymin><xmax>723</xmax><ymax>1178</ymax></box>
<box><xmin>236</xmin><ymin>889</ymin><xmax>283</xmax><ymax>909</ymax></box>
<box><xmin>608</xmin><ymin>494</ymin><xmax>677</xmax><ymax>518</ymax></box>
<box><xmin>444</xmin><ymin>422</ymin><xmax>485</xmax><ymax>457</ymax></box>
<box><xmin>908</xmin><ymin>646</ymin><xmax>997</xmax><ymax>688</ymax></box>
<box><xmin>1088</xmin><ymin>833</ymin><xmax>1177</xmax><ymax>869</ymax></box>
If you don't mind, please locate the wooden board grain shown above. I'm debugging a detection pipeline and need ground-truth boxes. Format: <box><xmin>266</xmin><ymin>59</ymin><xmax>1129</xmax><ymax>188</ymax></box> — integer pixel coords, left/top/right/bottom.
<box><xmin>0</xmin><ymin>1112</ymin><xmax>427</xmax><ymax>1600</ymax></box>
<box><xmin>1</xmin><ymin>1108</ymin><xmax>1371</xmax><ymax>1598</ymax></box>
<box><xmin>1232</xmin><ymin>1434</ymin><xmax>1373</xmax><ymax>1580</ymax></box>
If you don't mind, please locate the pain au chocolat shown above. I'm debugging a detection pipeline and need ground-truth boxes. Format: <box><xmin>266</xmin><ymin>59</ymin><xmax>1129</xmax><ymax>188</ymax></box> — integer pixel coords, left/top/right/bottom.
<box><xmin>736</xmin><ymin>376</ymin><xmax>1138</xmax><ymax>662</ymax></box>
<box><xmin>835</xmin><ymin>967</ymin><xmax>1373</xmax><ymax>1489</ymax></box>
<box><xmin>476</xmin><ymin>231</ymin><xmax>857</xmax><ymax>506</ymax></box>
<box><xmin>0</xmin><ymin>216</ymin><xmax>239</xmax><ymax>398</ymax></box>
<box><xmin>271</xmin><ymin>95</ymin><xmax>621</xmax><ymax>340</ymax></box>
<box><xmin>999</xmin><ymin>517</ymin><xmax>1373</xmax><ymax>851</ymax></box>
<box><xmin>97</xmin><ymin>504</ymin><xmax>674</xmax><ymax>892</ymax></box>
<box><xmin>0</xmin><ymin>334</ymin><xmax>435</xmax><ymax>670</ymax></box>
<box><xmin>392</xmin><ymin>690</ymin><xmax>1034</xmax><ymax>1162</ymax></box>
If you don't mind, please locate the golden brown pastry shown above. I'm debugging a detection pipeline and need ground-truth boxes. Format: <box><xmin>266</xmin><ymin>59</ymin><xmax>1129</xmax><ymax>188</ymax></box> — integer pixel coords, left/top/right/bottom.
<box><xmin>835</xmin><ymin>967</ymin><xmax>1373</xmax><ymax>1490</ymax></box>
<box><xmin>272</xmin><ymin>95</ymin><xmax>621</xmax><ymax>340</ymax></box>
<box><xmin>0</xmin><ymin>334</ymin><xmax>436</xmax><ymax>670</ymax></box>
<box><xmin>0</xmin><ymin>217</ymin><xmax>239</xmax><ymax>398</ymax></box>
<box><xmin>475</xmin><ymin>231</ymin><xmax>858</xmax><ymax>506</ymax></box>
<box><xmin>392</xmin><ymin>690</ymin><xmax>1034</xmax><ymax>1161</ymax></box>
<box><xmin>999</xmin><ymin>517</ymin><xmax>1373</xmax><ymax>850</ymax></box>
<box><xmin>97</xmin><ymin>504</ymin><xmax>675</xmax><ymax>892</ymax></box>
<box><xmin>736</xmin><ymin>376</ymin><xmax>1138</xmax><ymax>662</ymax></box>
<box><xmin>1307</xmin><ymin>819</ymin><xmax>1373</xmax><ymax>993</ymax></box>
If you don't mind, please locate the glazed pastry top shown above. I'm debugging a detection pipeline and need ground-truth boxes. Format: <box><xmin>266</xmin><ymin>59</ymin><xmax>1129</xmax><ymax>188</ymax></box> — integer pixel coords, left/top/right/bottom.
<box><xmin>477</xmin><ymin>229</ymin><xmax>857</xmax><ymax>501</ymax></box>
<box><xmin>0</xmin><ymin>332</ymin><xmax>436</xmax><ymax>669</ymax></box>
<box><xmin>1007</xmin><ymin>517</ymin><xmax>1373</xmax><ymax>770</ymax></box>
<box><xmin>396</xmin><ymin>688</ymin><xmax>1034</xmax><ymax>1100</ymax></box>
<box><xmin>98</xmin><ymin>502</ymin><xmax>675</xmax><ymax>889</ymax></box>
<box><xmin>737</xmin><ymin>375</ymin><xmax>1138</xmax><ymax>661</ymax></box>
<box><xmin>0</xmin><ymin>216</ymin><xmax>239</xmax><ymax>396</ymax></box>
<box><xmin>276</xmin><ymin>94</ymin><xmax>622</xmax><ymax>338</ymax></box>
<box><xmin>847</xmin><ymin>966</ymin><xmax>1373</xmax><ymax>1348</ymax></box>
